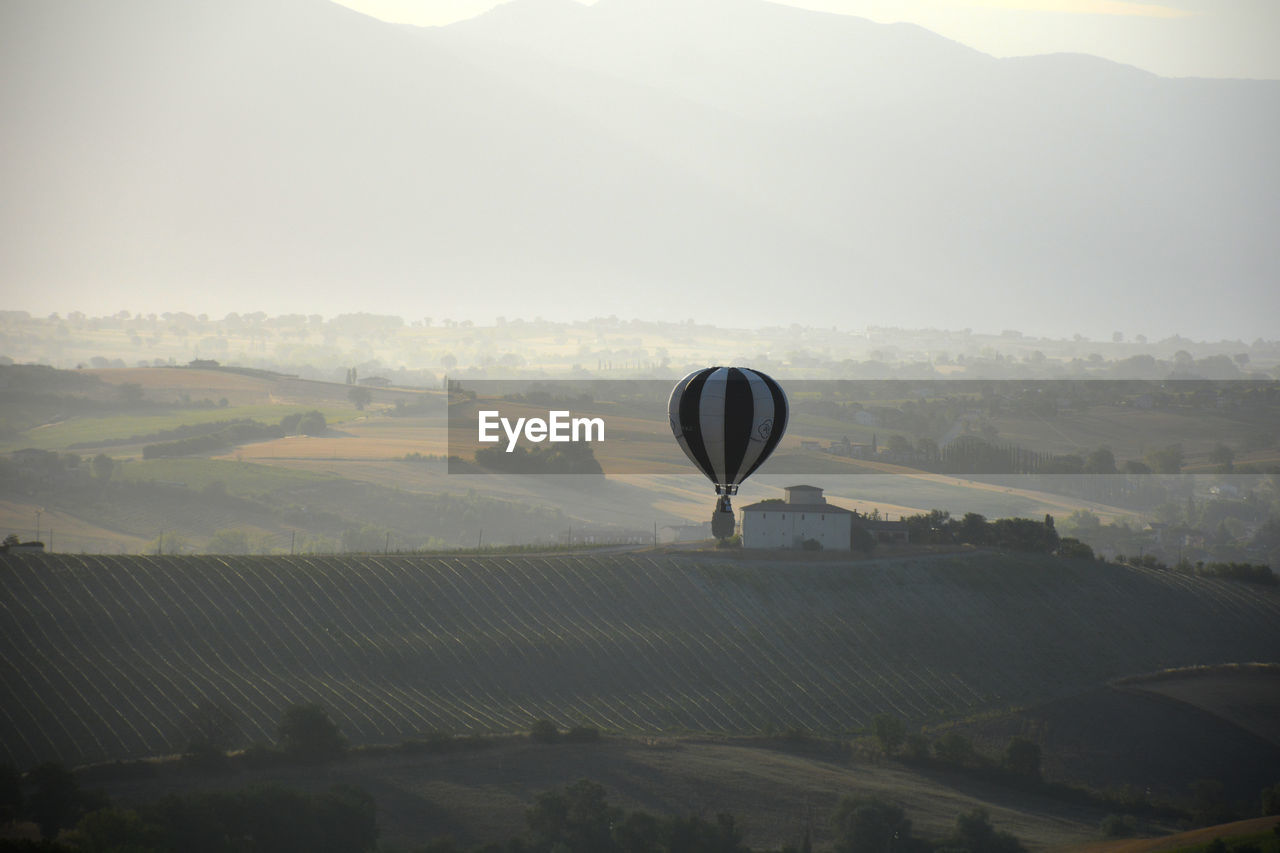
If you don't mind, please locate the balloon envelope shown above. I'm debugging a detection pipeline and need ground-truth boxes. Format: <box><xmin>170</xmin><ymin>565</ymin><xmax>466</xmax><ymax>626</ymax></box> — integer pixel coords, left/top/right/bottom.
<box><xmin>668</xmin><ymin>367</ymin><xmax>788</xmax><ymax>494</ymax></box>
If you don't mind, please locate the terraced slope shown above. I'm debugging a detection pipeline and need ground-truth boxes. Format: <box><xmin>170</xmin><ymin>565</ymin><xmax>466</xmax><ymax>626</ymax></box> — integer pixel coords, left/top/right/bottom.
<box><xmin>2</xmin><ymin>551</ymin><xmax>1278</xmax><ymax>767</ymax></box>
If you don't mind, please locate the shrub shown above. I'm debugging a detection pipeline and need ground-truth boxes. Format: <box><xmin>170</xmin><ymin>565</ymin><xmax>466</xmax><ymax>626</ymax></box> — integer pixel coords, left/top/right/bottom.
<box><xmin>565</xmin><ymin>725</ymin><xmax>601</xmax><ymax>744</ymax></box>
<box><xmin>277</xmin><ymin>703</ymin><xmax>347</xmax><ymax>763</ymax></box>
<box><xmin>1101</xmin><ymin>814</ymin><xmax>1136</xmax><ymax>838</ymax></box>
<box><xmin>934</xmin><ymin>731</ymin><xmax>974</xmax><ymax>765</ymax></box>
<box><xmin>530</xmin><ymin>719</ymin><xmax>560</xmax><ymax>744</ymax></box>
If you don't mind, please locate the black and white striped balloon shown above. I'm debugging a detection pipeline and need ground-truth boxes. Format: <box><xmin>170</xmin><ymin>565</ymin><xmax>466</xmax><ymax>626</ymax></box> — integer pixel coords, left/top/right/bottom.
<box><xmin>668</xmin><ymin>366</ymin><xmax>788</xmax><ymax>496</ymax></box>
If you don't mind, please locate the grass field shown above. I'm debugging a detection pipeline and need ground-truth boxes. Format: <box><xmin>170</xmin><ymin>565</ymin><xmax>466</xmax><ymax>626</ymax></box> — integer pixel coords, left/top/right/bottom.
<box><xmin>89</xmin><ymin>736</ymin><xmax>1121</xmax><ymax>851</ymax></box>
<box><xmin>112</xmin><ymin>457</ymin><xmax>340</xmax><ymax>495</ymax></box>
<box><xmin>2</xmin><ymin>403</ymin><xmax>356</xmax><ymax>454</ymax></box>
<box><xmin>1069</xmin><ymin>816</ymin><xmax>1280</xmax><ymax>853</ymax></box>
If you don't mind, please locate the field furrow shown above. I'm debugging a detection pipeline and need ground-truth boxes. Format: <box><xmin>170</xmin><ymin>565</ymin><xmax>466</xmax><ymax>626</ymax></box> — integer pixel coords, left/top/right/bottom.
<box><xmin>2</xmin><ymin>550</ymin><xmax>1278</xmax><ymax>768</ymax></box>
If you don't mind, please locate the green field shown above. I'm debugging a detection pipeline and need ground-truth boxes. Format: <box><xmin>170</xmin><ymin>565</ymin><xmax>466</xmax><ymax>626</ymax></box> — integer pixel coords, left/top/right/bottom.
<box><xmin>2</xmin><ymin>404</ymin><xmax>355</xmax><ymax>454</ymax></box>
<box><xmin>3</xmin><ymin>551</ymin><xmax>1277</xmax><ymax>771</ymax></box>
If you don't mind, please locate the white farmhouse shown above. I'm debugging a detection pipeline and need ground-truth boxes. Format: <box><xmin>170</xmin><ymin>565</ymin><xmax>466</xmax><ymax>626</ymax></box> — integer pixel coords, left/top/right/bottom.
<box><xmin>739</xmin><ymin>485</ymin><xmax>853</xmax><ymax>550</ymax></box>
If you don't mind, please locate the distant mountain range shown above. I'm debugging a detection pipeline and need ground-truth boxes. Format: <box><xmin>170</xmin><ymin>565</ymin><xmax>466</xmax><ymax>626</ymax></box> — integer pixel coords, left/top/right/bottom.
<box><xmin>2</xmin><ymin>0</ymin><xmax>1277</xmax><ymax>339</ymax></box>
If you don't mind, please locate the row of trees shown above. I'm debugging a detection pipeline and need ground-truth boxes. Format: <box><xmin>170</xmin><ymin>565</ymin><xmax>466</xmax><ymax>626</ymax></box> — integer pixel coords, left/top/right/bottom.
<box><xmin>416</xmin><ymin>779</ymin><xmax>1027</xmax><ymax>853</ymax></box>
<box><xmin>142</xmin><ymin>411</ymin><xmax>326</xmax><ymax>458</ymax></box>
<box><xmin>0</xmin><ymin>773</ymin><xmax>377</xmax><ymax>853</ymax></box>
<box><xmin>870</xmin><ymin>715</ymin><xmax>1041</xmax><ymax>780</ymax></box>
<box><xmin>893</xmin><ymin>510</ymin><xmax>1066</xmax><ymax>555</ymax></box>
<box><xmin>0</xmin><ymin>703</ymin><xmax>352</xmax><ymax>842</ymax></box>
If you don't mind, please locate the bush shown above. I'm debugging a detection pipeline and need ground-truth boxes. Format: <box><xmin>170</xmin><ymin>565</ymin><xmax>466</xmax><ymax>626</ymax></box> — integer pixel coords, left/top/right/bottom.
<box><xmin>1057</xmin><ymin>537</ymin><xmax>1095</xmax><ymax>560</ymax></box>
<box><xmin>1101</xmin><ymin>814</ymin><xmax>1136</xmax><ymax>838</ymax></box>
<box><xmin>871</xmin><ymin>714</ymin><xmax>904</xmax><ymax>755</ymax></box>
<box><xmin>297</xmin><ymin>410</ymin><xmax>327</xmax><ymax>436</ymax></box>
<box><xmin>801</xmin><ymin>538</ymin><xmax>823</xmax><ymax>551</ymax></box>
<box><xmin>1004</xmin><ymin>737</ymin><xmax>1041</xmax><ymax>780</ymax></box>
<box><xmin>530</xmin><ymin>719</ymin><xmax>560</xmax><ymax>744</ymax></box>
<box><xmin>276</xmin><ymin>703</ymin><xmax>347</xmax><ymax>763</ymax></box>
<box><xmin>934</xmin><ymin>731</ymin><xmax>974</xmax><ymax>765</ymax></box>
<box><xmin>904</xmin><ymin>732</ymin><xmax>931</xmax><ymax>760</ymax></box>
<box><xmin>564</xmin><ymin>725</ymin><xmax>601</xmax><ymax>744</ymax></box>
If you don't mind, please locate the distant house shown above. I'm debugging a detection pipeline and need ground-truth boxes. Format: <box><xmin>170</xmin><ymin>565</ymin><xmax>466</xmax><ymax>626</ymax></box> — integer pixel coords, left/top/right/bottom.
<box><xmin>1</xmin><ymin>536</ymin><xmax>44</xmax><ymax>553</ymax></box>
<box><xmin>740</xmin><ymin>485</ymin><xmax>853</xmax><ymax>550</ymax></box>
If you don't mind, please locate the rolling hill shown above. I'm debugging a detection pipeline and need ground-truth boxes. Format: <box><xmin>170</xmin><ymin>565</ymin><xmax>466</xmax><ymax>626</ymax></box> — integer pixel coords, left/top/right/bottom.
<box><xmin>2</xmin><ymin>550</ymin><xmax>1277</xmax><ymax>770</ymax></box>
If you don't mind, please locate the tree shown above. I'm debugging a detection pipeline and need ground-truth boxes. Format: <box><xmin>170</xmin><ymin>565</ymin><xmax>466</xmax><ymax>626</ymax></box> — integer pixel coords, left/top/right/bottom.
<box><xmin>526</xmin><ymin>779</ymin><xmax>621</xmax><ymax>853</ymax></box>
<box><xmin>1145</xmin><ymin>444</ymin><xmax>1184</xmax><ymax>475</ymax></box>
<box><xmin>951</xmin><ymin>808</ymin><xmax>1025</xmax><ymax>853</ymax></box>
<box><xmin>886</xmin><ymin>434</ymin><xmax>914</xmax><ymax>456</ymax></box>
<box><xmin>934</xmin><ymin>731</ymin><xmax>974</xmax><ymax>765</ymax></box>
<box><xmin>91</xmin><ymin>453</ymin><xmax>114</xmax><ymax>481</ymax></box>
<box><xmin>297</xmin><ymin>410</ymin><xmax>327</xmax><ymax>436</ymax></box>
<box><xmin>871</xmin><ymin>714</ymin><xmax>905</xmax><ymax>756</ymax></box>
<box><xmin>347</xmin><ymin>386</ymin><xmax>372</xmax><ymax>411</ymax></box>
<box><xmin>26</xmin><ymin>761</ymin><xmax>83</xmax><ymax>840</ymax></box>
<box><xmin>73</xmin><ymin>807</ymin><xmax>149</xmax><ymax>852</ymax></box>
<box><xmin>1004</xmin><ymin>737</ymin><xmax>1041</xmax><ymax>780</ymax></box>
<box><xmin>1209</xmin><ymin>443</ymin><xmax>1235</xmax><ymax>473</ymax></box>
<box><xmin>0</xmin><ymin>763</ymin><xmax>21</xmax><ymax>823</ymax></box>
<box><xmin>1056</xmin><ymin>538</ymin><xmax>1095</xmax><ymax>561</ymax></box>
<box><xmin>277</xmin><ymin>703</ymin><xmax>346</xmax><ymax>762</ymax></box>
<box><xmin>850</xmin><ymin>523</ymin><xmax>876</xmax><ymax>554</ymax></box>
<box><xmin>530</xmin><ymin>719</ymin><xmax>560</xmax><ymax>744</ymax></box>
<box><xmin>1190</xmin><ymin>779</ymin><xmax>1233</xmax><ymax>826</ymax></box>
<box><xmin>116</xmin><ymin>382</ymin><xmax>145</xmax><ymax>406</ymax></box>
<box><xmin>1085</xmin><ymin>447</ymin><xmax>1117</xmax><ymax>475</ymax></box>
<box><xmin>615</xmin><ymin>810</ymin><xmax>661</xmax><ymax>853</ymax></box>
<box><xmin>1260</xmin><ymin>782</ymin><xmax>1280</xmax><ymax>816</ymax></box>
<box><xmin>184</xmin><ymin>701</ymin><xmax>238</xmax><ymax>769</ymax></box>
<box><xmin>957</xmin><ymin>513</ymin><xmax>989</xmax><ymax>545</ymax></box>
<box><xmin>207</xmin><ymin>529</ymin><xmax>252</xmax><ymax>555</ymax></box>
<box><xmin>831</xmin><ymin>796</ymin><xmax>912</xmax><ymax>853</ymax></box>
<box><xmin>904</xmin><ymin>733</ymin><xmax>931</xmax><ymax>760</ymax></box>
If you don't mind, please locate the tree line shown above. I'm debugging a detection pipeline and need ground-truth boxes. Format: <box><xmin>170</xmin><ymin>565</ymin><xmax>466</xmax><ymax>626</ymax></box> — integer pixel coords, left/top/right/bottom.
<box><xmin>142</xmin><ymin>411</ymin><xmax>327</xmax><ymax>458</ymax></box>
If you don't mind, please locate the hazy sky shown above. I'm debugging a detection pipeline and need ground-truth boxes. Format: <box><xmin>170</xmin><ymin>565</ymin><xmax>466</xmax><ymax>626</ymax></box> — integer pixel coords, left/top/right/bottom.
<box><xmin>335</xmin><ymin>0</ymin><xmax>1280</xmax><ymax>80</ymax></box>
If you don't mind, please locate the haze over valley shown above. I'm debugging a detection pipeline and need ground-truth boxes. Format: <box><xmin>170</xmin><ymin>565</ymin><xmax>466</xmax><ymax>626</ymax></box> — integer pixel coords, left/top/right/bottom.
<box><xmin>3</xmin><ymin>0</ymin><xmax>1278</xmax><ymax>339</ymax></box>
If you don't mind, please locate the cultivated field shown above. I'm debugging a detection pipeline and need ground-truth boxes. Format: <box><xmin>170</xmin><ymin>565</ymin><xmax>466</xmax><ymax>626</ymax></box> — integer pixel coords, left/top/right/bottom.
<box><xmin>2</xmin><ymin>551</ymin><xmax>1277</xmax><ymax>771</ymax></box>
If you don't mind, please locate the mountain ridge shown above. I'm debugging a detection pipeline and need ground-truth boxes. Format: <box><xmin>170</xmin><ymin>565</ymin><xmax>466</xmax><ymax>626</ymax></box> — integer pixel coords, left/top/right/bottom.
<box><xmin>1</xmin><ymin>0</ymin><xmax>1276</xmax><ymax>337</ymax></box>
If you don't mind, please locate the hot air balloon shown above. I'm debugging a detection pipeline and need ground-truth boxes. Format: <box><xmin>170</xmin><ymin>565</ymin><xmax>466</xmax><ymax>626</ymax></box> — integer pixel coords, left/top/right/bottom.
<box><xmin>668</xmin><ymin>367</ymin><xmax>788</xmax><ymax>539</ymax></box>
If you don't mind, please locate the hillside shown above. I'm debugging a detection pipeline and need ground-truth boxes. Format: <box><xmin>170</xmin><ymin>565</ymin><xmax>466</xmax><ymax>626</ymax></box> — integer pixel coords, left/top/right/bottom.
<box><xmin>90</xmin><ymin>737</ymin><xmax>1119</xmax><ymax>851</ymax></box>
<box><xmin>942</xmin><ymin>665</ymin><xmax>1280</xmax><ymax>803</ymax></box>
<box><xmin>2</xmin><ymin>551</ymin><xmax>1278</xmax><ymax>770</ymax></box>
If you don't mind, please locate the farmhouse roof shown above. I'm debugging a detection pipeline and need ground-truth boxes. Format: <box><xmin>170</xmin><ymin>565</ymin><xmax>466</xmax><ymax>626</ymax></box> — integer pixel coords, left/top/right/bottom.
<box><xmin>740</xmin><ymin>501</ymin><xmax>853</xmax><ymax>514</ymax></box>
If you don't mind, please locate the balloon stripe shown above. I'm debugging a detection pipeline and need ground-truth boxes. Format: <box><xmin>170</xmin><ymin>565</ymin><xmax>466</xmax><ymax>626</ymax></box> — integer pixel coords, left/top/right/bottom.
<box><xmin>732</xmin><ymin>368</ymin><xmax>776</xmax><ymax>482</ymax></box>
<box><xmin>723</xmin><ymin>368</ymin><xmax>754</xmax><ymax>485</ymax></box>
<box><xmin>676</xmin><ymin>368</ymin><xmax>717</xmax><ymax>487</ymax></box>
<box><xmin>699</xmin><ymin>368</ymin><xmax>730</xmax><ymax>485</ymax></box>
<box><xmin>741</xmin><ymin>371</ymin><xmax>788</xmax><ymax>482</ymax></box>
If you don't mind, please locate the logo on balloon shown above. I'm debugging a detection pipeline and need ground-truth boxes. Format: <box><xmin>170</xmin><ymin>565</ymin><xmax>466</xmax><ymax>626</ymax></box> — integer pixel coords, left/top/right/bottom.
<box><xmin>757</xmin><ymin>418</ymin><xmax>773</xmax><ymax>440</ymax></box>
